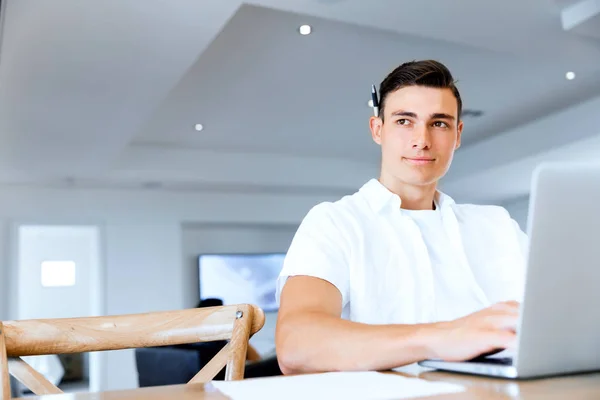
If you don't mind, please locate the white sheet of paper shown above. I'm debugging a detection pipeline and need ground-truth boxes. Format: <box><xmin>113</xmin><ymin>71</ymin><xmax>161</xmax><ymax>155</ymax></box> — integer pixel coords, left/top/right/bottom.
<box><xmin>209</xmin><ymin>371</ymin><xmax>465</xmax><ymax>400</ymax></box>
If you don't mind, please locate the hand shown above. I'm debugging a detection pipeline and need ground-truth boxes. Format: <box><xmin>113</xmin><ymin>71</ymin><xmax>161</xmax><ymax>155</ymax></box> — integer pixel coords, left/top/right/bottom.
<box><xmin>429</xmin><ymin>301</ymin><xmax>520</xmax><ymax>362</ymax></box>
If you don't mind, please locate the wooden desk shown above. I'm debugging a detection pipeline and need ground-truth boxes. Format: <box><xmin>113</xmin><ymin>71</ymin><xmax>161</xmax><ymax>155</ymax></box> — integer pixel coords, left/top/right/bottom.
<box><xmin>26</xmin><ymin>371</ymin><xmax>600</xmax><ymax>399</ymax></box>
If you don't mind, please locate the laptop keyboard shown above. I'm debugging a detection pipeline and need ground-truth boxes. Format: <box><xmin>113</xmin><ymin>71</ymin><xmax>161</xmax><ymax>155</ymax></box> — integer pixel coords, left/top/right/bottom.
<box><xmin>468</xmin><ymin>357</ymin><xmax>514</xmax><ymax>366</ymax></box>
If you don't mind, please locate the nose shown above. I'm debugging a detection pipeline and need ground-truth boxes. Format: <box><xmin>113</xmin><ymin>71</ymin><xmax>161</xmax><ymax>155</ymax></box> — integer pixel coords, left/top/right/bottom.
<box><xmin>411</xmin><ymin>124</ymin><xmax>431</xmax><ymax>150</ymax></box>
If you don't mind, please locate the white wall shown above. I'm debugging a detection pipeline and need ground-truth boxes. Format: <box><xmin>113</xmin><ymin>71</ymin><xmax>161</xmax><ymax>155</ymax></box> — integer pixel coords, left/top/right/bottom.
<box><xmin>0</xmin><ymin>185</ymin><xmax>336</xmax><ymax>391</ymax></box>
<box><xmin>0</xmin><ymin>224</ymin><xmax>7</xmax><ymax>322</ymax></box>
<box><xmin>101</xmin><ymin>222</ymin><xmax>186</xmax><ymax>389</ymax></box>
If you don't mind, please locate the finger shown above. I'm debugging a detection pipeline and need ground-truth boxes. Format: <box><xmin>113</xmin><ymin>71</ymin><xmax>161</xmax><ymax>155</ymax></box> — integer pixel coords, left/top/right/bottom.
<box><xmin>487</xmin><ymin>330</ymin><xmax>517</xmax><ymax>350</ymax></box>
<box><xmin>476</xmin><ymin>348</ymin><xmax>505</xmax><ymax>358</ymax></box>
<box><xmin>490</xmin><ymin>301</ymin><xmax>520</xmax><ymax>315</ymax></box>
<box><xmin>492</xmin><ymin>300</ymin><xmax>520</xmax><ymax>310</ymax></box>
<box><xmin>484</xmin><ymin>314</ymin><xmax>518</xmax><ymax>331</ymax></box>
<box><xmin>464</xmin><ymin>331</ymin><xmax>516</xmax><ymax>361</ymax></box>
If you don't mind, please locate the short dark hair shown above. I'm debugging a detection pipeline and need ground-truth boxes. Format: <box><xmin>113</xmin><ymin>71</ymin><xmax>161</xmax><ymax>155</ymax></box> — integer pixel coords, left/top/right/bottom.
<box><xmin>378</xmin><ymin>60</ymin><xmax>462</xmax><ymax>121</ymax></box>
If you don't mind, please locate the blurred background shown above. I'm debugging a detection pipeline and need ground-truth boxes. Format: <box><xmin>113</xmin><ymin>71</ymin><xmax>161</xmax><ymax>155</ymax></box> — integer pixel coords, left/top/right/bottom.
<box><xmin>0</xmin><ymin>0</ymin><xmax>598</xmax><ymax>394</ymax></box>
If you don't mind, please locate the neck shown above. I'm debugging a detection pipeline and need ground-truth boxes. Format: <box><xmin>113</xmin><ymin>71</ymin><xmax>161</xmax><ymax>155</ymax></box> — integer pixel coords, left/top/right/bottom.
<box><xmin>378</xmin><ymin>173</ymin><xmax>438</xmax><ymax>211</ymax></box>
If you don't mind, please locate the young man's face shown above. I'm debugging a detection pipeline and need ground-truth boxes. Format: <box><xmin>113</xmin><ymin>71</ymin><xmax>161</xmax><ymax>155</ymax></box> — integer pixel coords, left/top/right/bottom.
<box><xmin>370</xmin><ymin>85</ymin><xmax>463</xmax><ymax>187</ymax></box>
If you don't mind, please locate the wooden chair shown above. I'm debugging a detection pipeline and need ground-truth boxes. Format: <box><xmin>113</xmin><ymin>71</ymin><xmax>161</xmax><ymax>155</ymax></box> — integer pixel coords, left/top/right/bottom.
<box><xmin>0</xmin><ymin>304</ymin><xmax>265</xmax><ymax>399</ymax></box>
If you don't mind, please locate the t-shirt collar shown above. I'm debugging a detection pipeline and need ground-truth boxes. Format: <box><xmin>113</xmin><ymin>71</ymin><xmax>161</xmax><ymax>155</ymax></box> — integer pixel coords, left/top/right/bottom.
<box><xmin>359</xmin><ymin>178</ymin><xmax>455</xmax><ymax>214</ymax></box>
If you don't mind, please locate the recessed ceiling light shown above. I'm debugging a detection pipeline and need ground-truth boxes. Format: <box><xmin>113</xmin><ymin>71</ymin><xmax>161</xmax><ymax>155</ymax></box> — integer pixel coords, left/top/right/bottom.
<box><xmin>299</xmin><ymin>25</ymin><xmax>312</xmax><ymax>35</ymax></box>
<box><xmin>194</xmin><ymin>123</ymin><xmax>204</xmax><ymax>131</ymax></box>
<box><xmin>367</xmin><ymin>99</ymin><xmax>374</xmax><ymax>108</ymax></box>
<box><xmin>565</xmin><ymin>71</ymin><xmax>576</xmax><ymax>80</ymax></box>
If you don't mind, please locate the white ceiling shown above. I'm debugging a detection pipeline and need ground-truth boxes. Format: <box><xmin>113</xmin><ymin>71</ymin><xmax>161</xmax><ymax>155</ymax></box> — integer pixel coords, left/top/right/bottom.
<box><xmin>0</xmin><ymin>0</ymin><xmax>598</xmax><ymax>200</ymax></box>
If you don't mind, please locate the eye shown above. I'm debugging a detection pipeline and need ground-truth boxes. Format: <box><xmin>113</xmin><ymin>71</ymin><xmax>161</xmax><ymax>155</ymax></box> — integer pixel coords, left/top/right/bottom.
<box><xmin>396</xmin><ymin>119</ymin><xmax>411</xmax><ymax>126</ymax></box>
<box><xmin>432</xmin><ymin>121</ymin><xmax>449</xmax><ymax>128</ymax></box>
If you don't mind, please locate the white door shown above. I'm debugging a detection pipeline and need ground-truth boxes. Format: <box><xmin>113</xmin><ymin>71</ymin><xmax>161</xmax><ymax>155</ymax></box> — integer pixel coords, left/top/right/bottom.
<box><xmin>17</xmin><ymin>225</ymin><xmax>100</xmax><ymax>320</ymax></box>
<box><xmin>16</xmin><ymin>225</ymin><xmax>102</xmax><ymax>393</ymax></box>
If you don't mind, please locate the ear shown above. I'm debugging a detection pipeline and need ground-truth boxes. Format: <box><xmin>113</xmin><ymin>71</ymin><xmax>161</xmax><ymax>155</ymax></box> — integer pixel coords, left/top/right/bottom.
<box><xmin>455</xmin><ymin>120</ymin><xmax>463</xmax><ymax>150</ymax></box>
<box><xmin>370</xmin><ymin>116</ymin><xmax>383</xmax><ymax>145</ymax></box>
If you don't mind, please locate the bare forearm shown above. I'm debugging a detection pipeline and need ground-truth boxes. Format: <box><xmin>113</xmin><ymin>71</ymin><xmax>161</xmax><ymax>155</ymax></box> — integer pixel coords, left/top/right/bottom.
<box><xmin>276</xmin><ymin>311</ymin><xmax>442</xmax><ymax>374</ymax></box>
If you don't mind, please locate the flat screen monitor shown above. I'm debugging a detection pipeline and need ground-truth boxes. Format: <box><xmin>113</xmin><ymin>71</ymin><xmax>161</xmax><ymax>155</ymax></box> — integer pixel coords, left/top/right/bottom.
<box><xmin>198</xmin><ymin>253</ymin><xmax>285</xmax><ymax>312</ymax></box>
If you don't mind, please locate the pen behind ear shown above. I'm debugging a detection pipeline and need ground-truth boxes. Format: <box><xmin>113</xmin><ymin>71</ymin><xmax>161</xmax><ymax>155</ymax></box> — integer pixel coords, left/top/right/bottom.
<box><xmin>371</xmin><ymin>84</ymin><xmax>380</xmax><ymax>117</ymax></box>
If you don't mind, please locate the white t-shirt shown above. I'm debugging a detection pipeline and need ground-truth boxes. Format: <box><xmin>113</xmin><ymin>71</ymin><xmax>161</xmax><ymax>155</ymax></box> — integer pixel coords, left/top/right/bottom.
<box><xmin>403</xmin><ymin>206</ymin><xmax>486</xmax><ymax>321</ymax></box>
<box><xmin>277</xmin><ymin>179</ymin><xmax>528</xmax><ymax>325</ymax></box>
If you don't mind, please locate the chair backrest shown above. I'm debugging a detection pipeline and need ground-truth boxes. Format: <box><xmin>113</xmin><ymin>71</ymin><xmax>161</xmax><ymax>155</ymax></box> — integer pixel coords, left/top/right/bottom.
<box><xmin>0</xmin><ymin>304</ymin><xmax>265</xmax><ymax>398</ymax></box>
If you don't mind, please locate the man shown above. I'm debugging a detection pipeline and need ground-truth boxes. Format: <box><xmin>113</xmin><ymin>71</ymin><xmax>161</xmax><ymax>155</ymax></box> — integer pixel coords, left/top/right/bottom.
<box><xmin>275</xmin><ymin>60</ymin><xmax>527</xmax><ymax>375</ymax></box>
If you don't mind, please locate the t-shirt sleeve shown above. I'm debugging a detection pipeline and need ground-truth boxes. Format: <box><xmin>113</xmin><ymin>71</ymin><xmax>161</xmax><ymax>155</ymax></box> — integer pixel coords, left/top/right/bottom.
<box><xmin>511</xmin><ymin>218</ymin><xmax>529</xmax><ymax>259</ymax></box>
<box><xmin>276</xmin><ymin>202</ymin><xmax>350</xmax><ymax>307</ymax></box>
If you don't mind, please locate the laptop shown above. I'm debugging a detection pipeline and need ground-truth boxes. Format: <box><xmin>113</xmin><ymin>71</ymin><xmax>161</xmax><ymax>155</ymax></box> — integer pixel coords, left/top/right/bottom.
<box><xmin>419</xmin><ymin>162</ymin><xmax>600</xmax><ymax>379</ymax></box>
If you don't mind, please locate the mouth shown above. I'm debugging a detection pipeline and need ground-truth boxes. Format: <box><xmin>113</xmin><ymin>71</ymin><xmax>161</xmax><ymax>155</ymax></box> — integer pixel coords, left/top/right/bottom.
<box><xmin>403</xmin><ymin>157</ymin><xmax>436</xmax><ymax>165</ymax></box>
